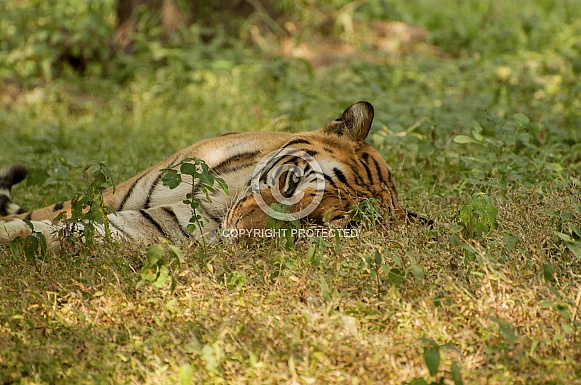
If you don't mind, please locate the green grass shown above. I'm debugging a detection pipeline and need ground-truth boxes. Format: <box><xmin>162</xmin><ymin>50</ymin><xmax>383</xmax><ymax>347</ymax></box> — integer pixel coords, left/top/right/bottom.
<box><xmin>1</xmin><ymin>0</ymin><xmax>581</xmax><ymax>384</ymax></box>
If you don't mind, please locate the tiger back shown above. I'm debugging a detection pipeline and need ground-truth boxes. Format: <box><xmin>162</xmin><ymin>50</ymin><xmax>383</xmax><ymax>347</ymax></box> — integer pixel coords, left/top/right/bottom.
<box><xmin>0</xmin><ymin>101</ymin><xmax>410</xmax><ymax>251</ymax></box>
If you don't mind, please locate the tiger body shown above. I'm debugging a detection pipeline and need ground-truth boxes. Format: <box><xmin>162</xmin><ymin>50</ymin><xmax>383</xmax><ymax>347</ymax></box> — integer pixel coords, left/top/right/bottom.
<box><xmin>0</xmin><ymin>102</ymin><xmax>407</xmax><ymax>250</ymax></box>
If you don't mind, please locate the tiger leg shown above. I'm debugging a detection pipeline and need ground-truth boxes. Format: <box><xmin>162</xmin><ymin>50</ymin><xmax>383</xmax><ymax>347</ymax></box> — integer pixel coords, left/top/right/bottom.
<box><xmin>0</xmin><ymin>200</ymin><xmax>216</xmax><ymax>250</ymax></box>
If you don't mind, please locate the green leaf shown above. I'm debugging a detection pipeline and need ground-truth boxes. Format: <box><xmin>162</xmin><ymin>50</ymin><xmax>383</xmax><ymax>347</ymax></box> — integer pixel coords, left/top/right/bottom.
<box><xmin>161</xmin><ymin>170</ymin><xmax>182</xmax><ymax>189</ymax></box>
<box><xmin>544</xmin><ymin>162</ymin><xmax>563</xmax><ymax>172</ymax></box>
<box><xmin>374</xmin><ymin>250</ymin><xmax>382</xmax><ymax>265</ymax></box>
<box><xmin>471</xmin><ymin>120</ymin><xmax>483</xmax><ymax>134</ymax></box>
<box><xmin>503</xmin><ymin>232</ymin><xmax>518</xmax><ymax>252</ymax></box>
<box><xmin>566</xmin><ymin>244</ymin><xmax>581</xmax><ymax>259</ymax></box>
<box><xmin>180</xmin><ymin>162</ymin><xmax>198</xmax><ymax>175</ymax></box>
<box><xmin>201</xmin><ymin>344</ymin><xmax>219</xmax><ymax>372</ymax></box>
<box><xmin>198</xmin><ymin>171</ymin><xmax>215</xmax><ymax>187</ymax></box>
<box><xmin>451</xmin><ymin>361</ymin><xmax>464</xmax><ymax>385</ymax></box>
<box><xmin>423</xmin><ymin>347</ymin><xmax>440</xmax><ymax>377</ymax></box>
<box><xmin>154</xmin><ymin>264</ymin><xmax>170</xmax><ymax>288</ymax></box>
<box><xmin>570</xmin><ymin>224</ymin><xmax>581</xmax><ymax>240</ymax></box>
<box><xmin>216</xmin><ymin>177</ymin><xmax>229</xmax><ymax>194</ymax></box>
<box><xmin>168</xmin><ymin>245</ymin><xmax>184</xmax><ymax>264</ymax></box>
<box><xmin>555</xmin><ymin>231</ymin><xmax>573</xmax><ymax>243</ymax></box>
<box><xmin>513</xmin><ymin>113</ymin><xmax>530</xmax><ymax>126</ymax></box>
<box><xmin>542</xmin><ymin>264</ymin><xmax>555</xmax><ymax>282</ymax></box>
<box><xmin>146</xmin><ymin>244</ymin><xmax>165</xmax><ymax>265</ymax></box>
<box><xmin>451</xmin><ymin>223</ymin><xmax>465</xmax><ymax>233</ymax></box>
<box><xmin>453</xmin><ymin>135</ymin><xmax>477</xmax><ymax>144</ymax></box>
<box><xmin>410</xmin><ymin>264</ymin><xmax>425</xmax><ymax>287</ymax></box>
<box><xmin>450</xmin><ymin>233</ymin><xmax>462</xmax><ymax>246</ymax></box>
<box><xmin>388</xmin><ymin>268</ymin><xmax>405</xmax><ymax>287</ymax></box>
<box><xmin>386</xmin><ymin>251</ymin><xmax>402</xmax><ymax>267</ymax></box>
<box><xmin>541</xmin><ymin>209</ymin><xmax>558</xmax><ymax>218</ymax></box>
<box><xmin>9</xmin><ymin>237</ymin><xmax>23</xmax><ymax>258</ymax></box>
<box><xmin>23</xmin><ymin>235</ymin><xmax>38</xmax><ymax>261</ymax></box>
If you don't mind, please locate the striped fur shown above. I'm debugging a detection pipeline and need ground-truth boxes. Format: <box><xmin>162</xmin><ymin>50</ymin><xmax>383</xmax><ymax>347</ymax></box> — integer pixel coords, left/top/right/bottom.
<box><xmin>0</xmin><ymin>102</ymin><xmax>411</xmax><ymax>251</ymax></box>
<box><xmin>0</xmin><ymin>164</ymin><xmax>28</xmax><ymax>217</ymax></box>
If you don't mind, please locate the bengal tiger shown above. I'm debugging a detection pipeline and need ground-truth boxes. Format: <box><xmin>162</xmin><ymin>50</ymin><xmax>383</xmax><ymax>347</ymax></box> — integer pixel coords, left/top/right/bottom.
<box><xmin>0</xmin><ymin>101</ymin><xmax>423</xmax><ymax>251</ymax></box>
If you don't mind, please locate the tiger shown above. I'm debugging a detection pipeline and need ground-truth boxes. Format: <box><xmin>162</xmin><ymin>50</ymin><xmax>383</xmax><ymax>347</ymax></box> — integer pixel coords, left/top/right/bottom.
<box><xmin>0</xmin><ymin>101</ymin><xmax>423</xmax><ymax>252</ymax></box>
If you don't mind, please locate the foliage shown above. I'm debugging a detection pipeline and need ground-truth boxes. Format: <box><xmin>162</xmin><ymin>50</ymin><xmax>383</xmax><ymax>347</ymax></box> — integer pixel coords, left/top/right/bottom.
<box><xmin>8</xmin><ymin>220</ymin><xmax>48</xmax><ymax>264</ymax></box>
<box><xmin>266</xmin><ymin>201</ymin><xmax>301</xmax><ymax>250</ymax></box>
<box><xmin>544</xmin><ymin>203</ymin><xmax>581</xmax><ymax>260</ymax></box>
<box><xmin>349</xmin><ymin>197</ymin><xmax>383</xmax><ymax>229</ymax></box>
<box><xmin>137</xmin><ymin>241</ymin><xmax>184</xmax><ymax>292</ymax></box>
<box><xmin>457</xmin><ymin>193</ymin><xmax>498</xmax><ymax>240</ymax></box>
<box><xmin>161</xmin><ymin>157</ymin><xmax>228</xmax><ymax>249</ymax></box>
<box><xmin>0</xmin><ymin>0</ymin><xmax>115</xmax><ymax>80</ymax></box>
<box><xmin>403</xmin><ymin>339</ymin><xmax>463</xmax><ymax>385</ymax></box>
<box><xmin>52</xmin><ymin>161</ymin><xmax>115</xmax><ymax>245</ymax></box>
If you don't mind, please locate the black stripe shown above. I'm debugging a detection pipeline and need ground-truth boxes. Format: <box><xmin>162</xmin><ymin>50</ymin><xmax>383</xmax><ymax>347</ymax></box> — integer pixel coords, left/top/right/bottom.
<box><xmin>329</xmin><ymin>169</ymin><xmax>359</xmax><ymax>198</ymax></box>
<box><xmin>16</xmin><ymin>208</ymin><xmax>27</xmax><ymax>214</ymax></box>
<box><xmin>144</xmin><ymin>174</ymin><xmax>162</xmax><ymax>209</ymax></box>
<box><xmin>323</xmin><ymin>173</ymin><xmax>338</xmax><ymax>188</ymax></box>
<box><xmin>350</xmin><ymin>163</ymin><xmax>367</xmax><ymax>187</ymax></box>
<box><xmin>305</xmin><ymin>149</ymin><xmax>318</xmax><ymax>157</ymax></box>
<box><xmin>333</xmin><ymin>168</ymin><xmax>348</xmax><ymax>185</ymax></box>
<box><xmin>119</xmin><ymin>174</ymin><xmax>145</xmax><ymax>211</ymax></box>
<box><xmin>0</xmin><ymin>195</ymin><xmax>9</xmax><ymax>216</ymax></box>
<box><xmin>53</xmin><ymin>202</ymin><xmax>64</xmax><ymax>211</ymax></box>
<box><xmin>161</xmin><ymin>207</ymin><xmax>190</xmax><ymax>238</ymax></box>
<box><xmin>361</xmin><ymin>153</ymin><xmax>374</xmax><ymax>184</ymax></box>
<box><xmin>212</xmin><ymin>150</ymin><xmax>261</xmax><ymax>174</ymax></box>
<box><xmin>371</xmin><ymin>156</ymin><xmax>384</xmax><ymax>182</ymax></box>
<box><xmin>282</xmin><ymin>138</ymin><xmax>311</xmax><ymax>148</ymax></box>
<box><xmin>25</xmin><ymin>212</ymin><xmax>32</xmax><ymax>220</ymax></box>
<box><xmin>139</xmin><ymin>209</ymin><xmax>168</xmax><ymax>238</ymax></box>
<box><xmin>258</xmin><ymin>152</ymin><xmax>303</xmax><ymax>184</ymax></box>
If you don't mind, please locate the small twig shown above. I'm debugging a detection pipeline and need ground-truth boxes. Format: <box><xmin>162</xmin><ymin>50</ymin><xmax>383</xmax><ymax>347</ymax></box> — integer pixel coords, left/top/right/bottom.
<box><xmin>571</xmin><ymin>285</ymin><xmax>581</xmax><ymax>322</ymax></box>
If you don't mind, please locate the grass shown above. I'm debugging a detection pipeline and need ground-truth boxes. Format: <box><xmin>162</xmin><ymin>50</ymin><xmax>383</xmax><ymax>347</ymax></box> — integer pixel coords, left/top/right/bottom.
<box><xmin>1</xmin><ymin>0</ymin><xmax>581</xmax><ymax>384</ymax></box>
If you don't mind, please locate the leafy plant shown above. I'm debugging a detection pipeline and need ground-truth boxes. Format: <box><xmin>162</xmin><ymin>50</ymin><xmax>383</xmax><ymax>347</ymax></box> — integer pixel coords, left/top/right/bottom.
<box><xmin>306</xmin><ymin>236</ymin><xmax>329</xmax><ymax>267</ymax></box>
<box><xmin>226</xmin><ymin>271</ymin><xmax>247</xmax><ymax>290</ymax></box>
<box><xmin>137</xmin><ymin>241</ymin><xmax>184</xmax><ymax>292</ymax></box>
<box><xmin>457</xmin><ymin>193</ymin><xmax>498</xmax><ymax>240</ymax></box>
<box><xmin>161</xmin><ymin>157</ymin><xmax>229</xmax><ymax>249</ymax></box>
<box><xmin>0</xmin><ymin>0</ymin><xmax>114</xmax><ymax>80</ymax></box>
<box><xmin>544</xmin><ymin>203</ymin><xmax>581</xmax><ymax>259</ymax></box>
<box><xmin>55</xmin><ymin>161</ymin><xmax>115</xmax><ymax>245</ymax></box>
<box><xmin>452</xmin><ymin>113</ymin><xmax>569</xmax><ymax>187</ymax></box>
<box><xmin>8</xmin><ymin>220</ymin><xmax>48</xmax><ymax>264</ymax></box>
<box><xmin>359</xmin><ymin>249</ymin><xmax>425</xmax><ymax>301</ymax></box>
<box><xmin>266</xmin><ymin>201</ymin><xmax>301</xmax><ymax>250</ymax></box>
<box><xmin>349</xmin><ymin>197</ymin><xmax>383</xmax><ymax>229</ymax></box>
<box><xmin>404</xmin><ymin>339</ymin><xmax>463</xmax><ymax>385</ymax></box>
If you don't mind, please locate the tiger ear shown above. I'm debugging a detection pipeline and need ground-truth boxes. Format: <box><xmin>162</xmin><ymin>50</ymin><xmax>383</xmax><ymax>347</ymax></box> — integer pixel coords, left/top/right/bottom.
<box><xmin>322</xmin><ymin>101</ymin><xmax>374</xmax><ymax>142</ymax></box>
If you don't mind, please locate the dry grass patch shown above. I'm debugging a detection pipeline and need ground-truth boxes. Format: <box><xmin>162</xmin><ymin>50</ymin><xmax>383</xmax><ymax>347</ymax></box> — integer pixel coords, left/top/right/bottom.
<box><xmin>1</xmin><ymin>186</ymin><xmax>580</xmax><ymax>384</ymax></box>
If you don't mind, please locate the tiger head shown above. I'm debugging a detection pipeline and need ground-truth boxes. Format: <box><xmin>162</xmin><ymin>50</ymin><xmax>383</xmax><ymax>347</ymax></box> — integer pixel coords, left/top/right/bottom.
<box><xmin>222</xmin><ymin>101</ymin><xmax>408</xmax><ymax>234</ymax></box>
